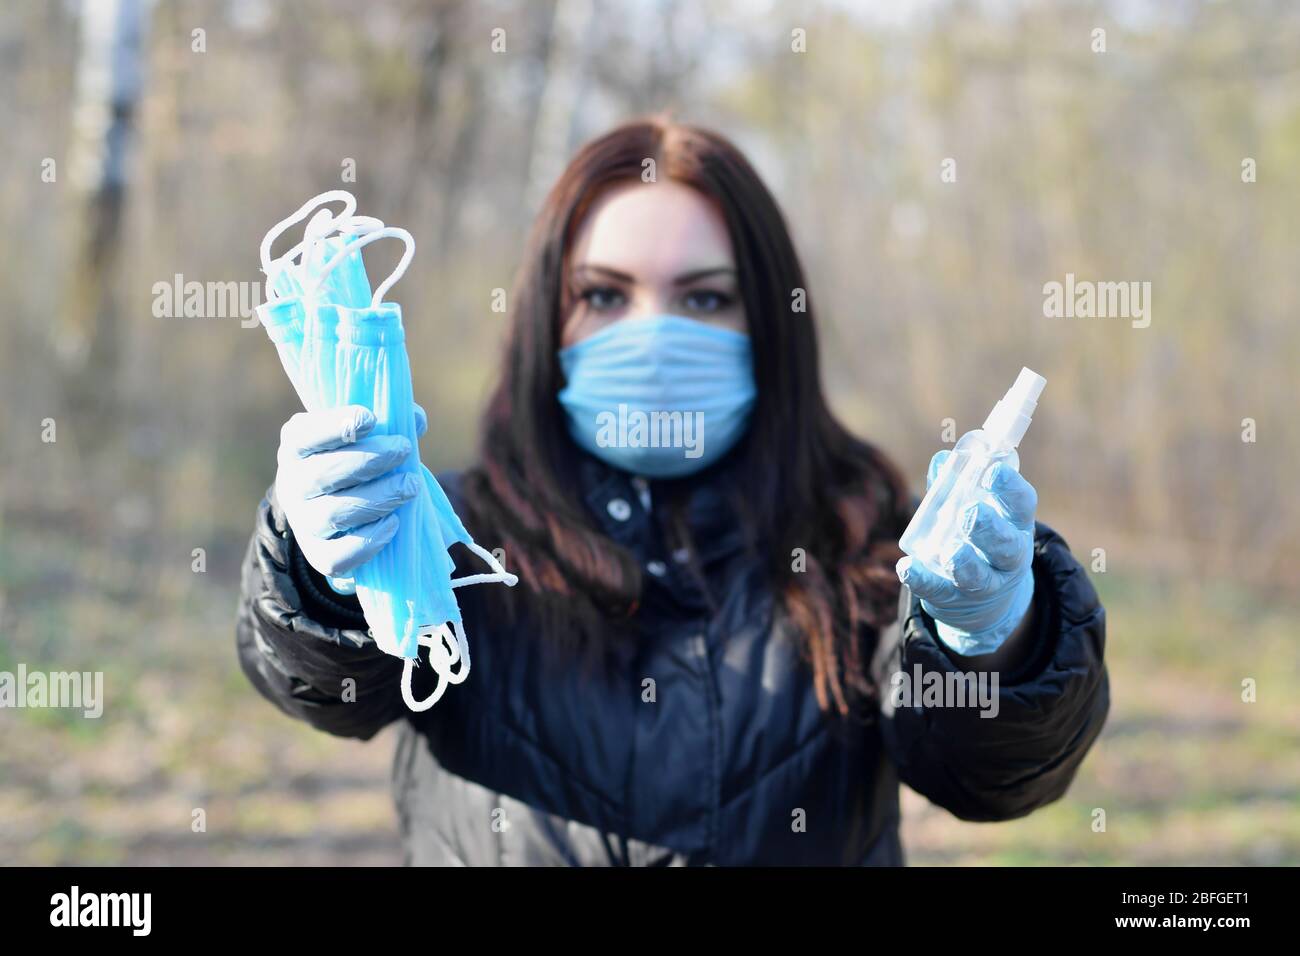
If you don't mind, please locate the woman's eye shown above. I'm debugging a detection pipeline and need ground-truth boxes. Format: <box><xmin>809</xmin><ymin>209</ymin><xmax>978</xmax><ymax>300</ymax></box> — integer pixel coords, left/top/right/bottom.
<box><xmin>683</xmin><ymin>290</ymin><xmax>733</xmax><ymax>313</ymax></box>
<box><xmin>581</xmin><ymin>287</ymin><xmax>626</xmax><ymax>311</ymax></box>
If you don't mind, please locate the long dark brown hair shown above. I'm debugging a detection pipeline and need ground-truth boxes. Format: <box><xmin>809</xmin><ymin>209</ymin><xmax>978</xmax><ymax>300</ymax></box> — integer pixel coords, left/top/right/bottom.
<box><xmin>460</xmin><ymin>116</ymin><xmax>910</xmax><ymax>719</ymax></box>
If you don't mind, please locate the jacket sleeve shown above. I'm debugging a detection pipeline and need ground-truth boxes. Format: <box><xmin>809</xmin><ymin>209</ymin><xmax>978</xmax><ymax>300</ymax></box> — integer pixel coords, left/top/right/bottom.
<box><xmin>234</xmin><ymin>484</ymin><xmax>412</xmax><ymax>740</ymax></box>
<box><xmin>875</xmin><ymin>520</ymin><xmax>1109</xmax><ymax>822</ymax></box>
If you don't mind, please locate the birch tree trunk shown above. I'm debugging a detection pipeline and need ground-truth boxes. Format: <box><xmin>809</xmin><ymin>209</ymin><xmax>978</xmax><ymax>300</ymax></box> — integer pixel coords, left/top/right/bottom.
<box><xmin>60</xmin><ymin>0</ymin><xmax>149</xmax><ymax>439</ymax></box>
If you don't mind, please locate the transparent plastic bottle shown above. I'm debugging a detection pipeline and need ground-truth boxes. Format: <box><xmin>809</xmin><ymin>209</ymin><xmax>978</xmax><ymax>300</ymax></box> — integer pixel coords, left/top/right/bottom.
<box><xmin>899</xmin><ymin>367</ymin><xmax>1046</xmax><ymax>579</ymax></box>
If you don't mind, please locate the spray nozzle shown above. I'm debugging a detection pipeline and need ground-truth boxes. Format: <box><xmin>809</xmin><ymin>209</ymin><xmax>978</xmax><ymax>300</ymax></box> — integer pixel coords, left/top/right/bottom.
<box><xmin>981</xmin><ymin>366</ymin><xmax>1047</xmax><ymax>449</ymax></box>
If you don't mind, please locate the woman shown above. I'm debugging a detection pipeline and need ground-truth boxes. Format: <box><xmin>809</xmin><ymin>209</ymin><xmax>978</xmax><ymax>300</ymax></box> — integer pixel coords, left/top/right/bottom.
<box><xmin>236</xmin><ymin>118</ymin><xmax>1108</xmax><ymax>866</ymax></box>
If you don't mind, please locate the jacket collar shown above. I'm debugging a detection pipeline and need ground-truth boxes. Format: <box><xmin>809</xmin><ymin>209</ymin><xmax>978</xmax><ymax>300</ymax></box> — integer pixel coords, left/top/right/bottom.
<box><xmin>576</xmin><ymin>451</ymin><xmax>750</xmax><ymax>568</ymax></box>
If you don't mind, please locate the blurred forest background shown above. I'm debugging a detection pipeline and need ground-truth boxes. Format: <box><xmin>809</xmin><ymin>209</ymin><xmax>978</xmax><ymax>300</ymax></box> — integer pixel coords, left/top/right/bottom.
<box><xmin>1</xmin><ymin>0</ymin><xmax>1297</xmax><ymax>865</ymax></box>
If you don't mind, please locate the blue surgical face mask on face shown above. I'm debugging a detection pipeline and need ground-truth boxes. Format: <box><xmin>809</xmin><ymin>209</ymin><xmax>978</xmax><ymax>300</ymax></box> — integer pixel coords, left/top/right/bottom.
<box><xmin>557</xmin><ymin>314</ymin><xmax>757</xmax><ymax>478</ymax></box>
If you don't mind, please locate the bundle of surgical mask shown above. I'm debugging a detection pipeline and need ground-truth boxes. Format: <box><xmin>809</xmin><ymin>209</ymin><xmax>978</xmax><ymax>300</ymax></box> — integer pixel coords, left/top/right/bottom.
<box><xmin>256</xmin><ymin>190</ymin><xmax>517</xmax><ymax>712</ymax></box>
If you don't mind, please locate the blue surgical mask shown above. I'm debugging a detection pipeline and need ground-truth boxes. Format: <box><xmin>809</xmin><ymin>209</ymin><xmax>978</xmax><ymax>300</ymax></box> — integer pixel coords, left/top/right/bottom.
<box><xmin>557</xmin><ymin>314</ymin><xmax>757</xmax><ymax>478</ymax></box>
<box><xmin>257</xmin><ymin>191</ymin><xmax>517</xmax><ymax>714</ymax></box>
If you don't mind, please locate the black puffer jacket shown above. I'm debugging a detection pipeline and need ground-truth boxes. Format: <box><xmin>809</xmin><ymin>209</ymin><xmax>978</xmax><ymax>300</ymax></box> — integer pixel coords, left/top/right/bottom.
<box><xmin>235</xmin><ymin>455</ymin><xmax>1109</xmax><ymax>865</ymax></box>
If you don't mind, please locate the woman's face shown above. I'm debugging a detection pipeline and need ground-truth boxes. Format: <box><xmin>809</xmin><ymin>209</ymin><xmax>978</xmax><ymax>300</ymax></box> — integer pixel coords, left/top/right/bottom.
<box><xmin>561</xmin><ymin>179</ymin><xmax>747</xmax><ymax>347</ymax></box>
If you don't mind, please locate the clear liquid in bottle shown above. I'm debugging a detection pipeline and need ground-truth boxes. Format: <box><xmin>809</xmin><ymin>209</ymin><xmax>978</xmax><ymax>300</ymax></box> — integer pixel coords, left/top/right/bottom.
<box><xmin>899</xmin><ymin>368</ymin><xmax>1045</xmax><ymax>580</ymax></box>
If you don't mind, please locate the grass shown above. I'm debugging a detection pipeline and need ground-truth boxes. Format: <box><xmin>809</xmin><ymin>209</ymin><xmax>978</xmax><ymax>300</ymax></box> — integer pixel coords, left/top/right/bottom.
<box><xmin>0</xmin><ymin>507</ymin><xmax>1296</xmax><ymax>865</ymax></box>
<box><xmin>901</xmin><ymin>571</ymin><xmax>1300</xmax><ymax>865</ymax></box>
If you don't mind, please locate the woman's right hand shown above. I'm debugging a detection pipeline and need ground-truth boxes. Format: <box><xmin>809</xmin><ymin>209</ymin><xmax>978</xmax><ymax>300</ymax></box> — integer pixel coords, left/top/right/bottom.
<box><xmin>275</xmin><ymin>404</ymin><xmax>427</xmax><ymax>581</ymax></box>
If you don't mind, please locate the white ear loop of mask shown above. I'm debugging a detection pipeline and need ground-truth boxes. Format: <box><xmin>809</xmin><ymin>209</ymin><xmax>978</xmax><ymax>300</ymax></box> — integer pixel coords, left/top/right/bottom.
<box><xmin>259</xmin><ymin>190</ymin><xmax>357</xmax><ymax>296</ymax></box>
<box><xmin>452</xmin><ymin>541</ymin><xmax>519</xmax><ymax>589</ymax></box>
<box><xmin>401</xmin><ymin>623</ymin><xmax>467</xmax><ymax>712</ymax></box>
<box><xmin>294</xmin><ymin>226</ymin><xmax>414</xmax><ymax>358</ymax></box>
<box><xmin>307</xmin><ymin>226</ymin><xmax>416</xmax><ymax>308</ymax></box>
<box><xmin>289</xmin><ymin>212</ymin><xmax>386</xmax><ymax>284</ymax></box>
<box><xmin>257</xmin><ymin>188</ymin><xmax>390</xmax><ymax>302</ymax></box>
<box><xmin>402</xmin><ymin>545</ymin><xmax>518</xmax><ymax>711</ymax></box>
<box><xmin>263</xmin><ymin>214</ymin><xmax>389</xmax><ymax>302</ymax></box>
<box><xmin>400</xmin><ymin>544</ymin><xmax>519</xmax><ymax>711</ymax></box>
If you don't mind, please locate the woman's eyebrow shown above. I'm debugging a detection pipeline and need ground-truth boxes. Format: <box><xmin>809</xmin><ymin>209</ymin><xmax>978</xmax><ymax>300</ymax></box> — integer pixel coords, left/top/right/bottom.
<box><xmin>673</xmin><ymin>266</ymin><xmax>736</xmax><ymax>285</ymax></box>
<box><xmin>570</xmin><ymin>263</ymin><xmax>634</xmax><ymax>283</ymax></box>
<box><xmin>571</xmin><ymin>263</ymin><xmax>737</xmax><ymax>285</ymax></box>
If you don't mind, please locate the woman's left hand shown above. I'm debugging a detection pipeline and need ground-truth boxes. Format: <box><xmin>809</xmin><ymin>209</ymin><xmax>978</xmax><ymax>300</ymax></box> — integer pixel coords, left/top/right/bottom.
<box><xmin>896</xmin><ymin>451</ymin><xmax>1038</xmax><ymax>657</ymax></box>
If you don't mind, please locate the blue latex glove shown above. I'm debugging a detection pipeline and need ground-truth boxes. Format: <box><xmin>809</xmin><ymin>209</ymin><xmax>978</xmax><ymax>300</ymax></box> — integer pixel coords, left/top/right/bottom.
<box><xmin>276</xmin><ymin>403</ymin><xmax>428</xmax><ymax>592</ymax></box>
<box><xmin>895</xmin><ymin>450</ymin><xmax>1038</xmax><ymax>656</ymax></box>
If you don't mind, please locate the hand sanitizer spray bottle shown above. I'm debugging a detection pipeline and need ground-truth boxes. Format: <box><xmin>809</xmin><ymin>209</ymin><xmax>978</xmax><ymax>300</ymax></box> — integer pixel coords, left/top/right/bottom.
<box><xmin>899</xmin><ymin>367</ymin><xmax>1046</xmax><ymax>578</ymax></box>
